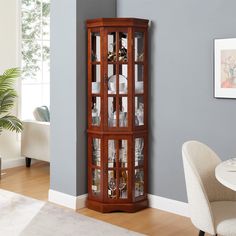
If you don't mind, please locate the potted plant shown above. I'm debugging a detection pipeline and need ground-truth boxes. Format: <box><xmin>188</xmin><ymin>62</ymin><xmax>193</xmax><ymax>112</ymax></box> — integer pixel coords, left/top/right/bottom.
<box><xmin>0</xmin><ymin>68</ymin><xmax>23</xmax><ymax>176</ymax></box>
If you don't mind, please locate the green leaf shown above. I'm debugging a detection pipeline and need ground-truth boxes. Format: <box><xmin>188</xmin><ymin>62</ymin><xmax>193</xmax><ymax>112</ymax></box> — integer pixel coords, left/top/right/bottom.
<box><xmin>0</xmin><ymin>68</ymin><xmax>22</xmax><ymax>134</ymax></box>
<box><xmin>0</xmin><ymin>67</ymin><xmax>21</xmax><ymax>92</ymax></box>
<box><xmin>0</xmin><ymin>115</ymin><xmax>22</xmax><ymax>133</ymax></box>
<box><xmin>2</xmin><ymin>67</ymin><xmax>21</xmax><ymax>79</ymax></box>
<box><xmin>0</xmin><ymin>89</ymin><xmax>17</xmax><ymax>114</ymax></box>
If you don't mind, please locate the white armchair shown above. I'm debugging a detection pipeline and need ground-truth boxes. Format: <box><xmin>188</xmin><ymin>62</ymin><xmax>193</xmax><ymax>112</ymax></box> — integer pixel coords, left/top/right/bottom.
<box><xmin>182</xmin><ymin>140</ymin><xmax>236</xmax><ymax>236</ymax></box>
<box><xmin>21</xmin><ymin>120</ymin><xmax>50</xmax><ymax>167</ymax></box>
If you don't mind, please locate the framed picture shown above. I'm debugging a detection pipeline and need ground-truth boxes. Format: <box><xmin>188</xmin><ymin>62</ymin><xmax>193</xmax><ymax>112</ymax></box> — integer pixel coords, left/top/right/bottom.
<box><xmin>214</xmin><ymin>38</ymin><xmax>236</xmax><ymax>98</ymax></box>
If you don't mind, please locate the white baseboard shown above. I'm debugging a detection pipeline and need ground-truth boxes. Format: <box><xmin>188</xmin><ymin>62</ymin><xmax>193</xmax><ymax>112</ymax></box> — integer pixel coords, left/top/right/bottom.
<box><xmin>48</xmin><ymin>189</ymin><xmax>87</xmax><ymax>210</ymax></box>
<box><xmin>148</xmin><ymin>194</ymin><xmax>189</xmax><ymax>217</ymax></box>
<box><xmin>1</xmin><ymin>158</ymin><xmax>25</xmax><ymax>170</ymax></box>
<box><xmin>1</xmin><ymin>158</ymin><xmax>38</xmax><ymax>170</ymax></box>
<box><xmin>48</xmin><ymin>190</ymin><xmax>189</xmax><ymax>217</ymax></box>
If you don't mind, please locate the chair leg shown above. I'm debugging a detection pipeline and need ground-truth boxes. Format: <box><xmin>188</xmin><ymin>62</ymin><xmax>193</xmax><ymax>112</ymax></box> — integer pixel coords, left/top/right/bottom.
<box><xmin>199</xmin><ymin>230</ymin><xmax>205</xmax><ymax>236</ymax></box>
<box><xmin>25</xmin><ymin>157</ymin><xmax>31</xmax><ymax>167</ymax></box>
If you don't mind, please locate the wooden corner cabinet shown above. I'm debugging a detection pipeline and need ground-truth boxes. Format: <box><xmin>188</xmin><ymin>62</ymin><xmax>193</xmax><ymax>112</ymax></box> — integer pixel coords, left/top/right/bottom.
<box><xmin>86</xmin><ymin>18</ymin><xmax>149</xmax><ymax>213</ymax></box>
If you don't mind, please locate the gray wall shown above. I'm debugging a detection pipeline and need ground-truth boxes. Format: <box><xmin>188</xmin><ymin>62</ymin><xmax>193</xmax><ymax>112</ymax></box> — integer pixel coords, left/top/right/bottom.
<box><xmin>117</xmin><ymin>0</ymin><xmax>236</xmax><ymax>202</ymax></box>
<box><xmin>51</xmin><ymin>0</ymin><xmax>116</xmax><ymax>196</ymax></box>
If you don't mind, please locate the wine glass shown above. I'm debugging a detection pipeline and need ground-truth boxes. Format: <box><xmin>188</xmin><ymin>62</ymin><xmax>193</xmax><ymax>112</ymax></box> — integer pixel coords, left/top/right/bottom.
<box><xmin>108</xmin><ymin>177</ymin><xmax>116</xmax><ymax>198</ymax></box>
<box><xmin>119</xmin><ymin>177</ymin><xmax>127</xmax><ymax>198</ymax></box>
<box><xmin>135</xmin><ymin>138</ymin><xmax>144</xmax><ymax>157</ymax></box>
<box><xmin>137</xmin><ymin>103</ymin><xmax>144</xmax><ymax>125</ymax></box>
<box><xmin>92</xmin><ymin>139</ymin><xmax>100</xmax><ymax>165</ymax></box>
<box><xmin>93</xmin><ymin>138</ymin><xmax>100</xmax><ymax>151</ymax></box>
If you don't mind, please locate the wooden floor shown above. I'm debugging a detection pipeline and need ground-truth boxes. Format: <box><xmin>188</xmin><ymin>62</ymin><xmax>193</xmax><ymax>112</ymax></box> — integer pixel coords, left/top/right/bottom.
<box><xmin>0</xmin><ymin>162</ymin><xmax>201</xmax><ymax>236</ymax></box>
<box><xmin>0</xmin><ymin>161</ymin><xmax>49</xmax><ymax>201</ymax></box>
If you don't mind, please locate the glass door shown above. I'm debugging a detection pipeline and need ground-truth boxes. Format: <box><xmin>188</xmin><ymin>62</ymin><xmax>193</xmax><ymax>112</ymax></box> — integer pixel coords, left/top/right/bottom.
<box><xmin>89</xmin><ymin>30</ymin><xmax>102</xmax><ymax>129</ymax></box>
<box><xmin>106</xmin><ymin>30</ymin><xmax>130</xmax><ymax>130</ymax></box>
<box><xmin>134</xmin><ymin>136</ymin><xmax>146</xmax><ymax>200</ymax></box>
<box><xmin>106</xmin><ymin>137</ymin><xmax>130</xmax><ymax>202</ymax></box>
<box><xmin>134</xmin><ymin>31</ymin><xmax>145</xmax><ymax>128</ymax></box>
<box><xmin>89</xmin><ymin>136</ymin><xmax>102</xmax><ymax>199</ymax></box>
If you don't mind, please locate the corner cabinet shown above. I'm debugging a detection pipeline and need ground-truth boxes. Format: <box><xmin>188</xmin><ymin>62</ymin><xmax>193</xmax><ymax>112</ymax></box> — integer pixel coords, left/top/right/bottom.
<box><xmin>86</xmin><ymin>18</ymin><xmax>149</xmax><ymax>213</ymax></box>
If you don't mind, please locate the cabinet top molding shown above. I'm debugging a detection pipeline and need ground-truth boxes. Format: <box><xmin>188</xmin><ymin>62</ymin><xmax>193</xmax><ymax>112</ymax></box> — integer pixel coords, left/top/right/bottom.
<box><xmin>86</xmin><ymin>18</ymin><xmax>149</xmax><ymax>28</ymax></box>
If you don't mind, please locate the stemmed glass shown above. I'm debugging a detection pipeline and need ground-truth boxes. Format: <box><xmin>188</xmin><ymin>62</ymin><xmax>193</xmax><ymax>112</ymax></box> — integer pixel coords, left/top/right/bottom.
<box><xmin>108</xmin><ymin>177</ymin><xmax>116</xmax><ymax>198</ymax></box>
<box><xmin>92</xmin><ymin>138</ymin><xmax>100</xmax><ymax>165</ymax></box>
<box><xmin>119</xmin><ymin>177</ymin><xmax>127</xmax><ymax>198</ymax></box>
<box><xmin>135</xmin><ymin>138</ymin><xmax>144</xmax><ymax>156</ymax></box>
<box><xmin>108</xmin><ymin>140</ymin><xmax>116</xmax><ymax>167</ymax></box>
<box><xmin>137</xmin><ymin>103</ymin><xmax>144</xmax><ymax>125</ymax></box>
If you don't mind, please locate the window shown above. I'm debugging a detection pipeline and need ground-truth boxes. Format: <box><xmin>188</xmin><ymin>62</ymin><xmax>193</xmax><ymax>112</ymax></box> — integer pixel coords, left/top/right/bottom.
<box><xmin>21</xmin><ymin>0</ymin><xmax>50</xmax><ymax>119</ymax></box>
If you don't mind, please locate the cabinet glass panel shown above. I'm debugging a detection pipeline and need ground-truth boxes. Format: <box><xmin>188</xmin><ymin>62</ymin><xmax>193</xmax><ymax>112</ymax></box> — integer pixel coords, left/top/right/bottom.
<box><xmin>119</xmin><ymin>65</ymin><xmax>128</xmax><ymax>94</ymax></box>
<box><xmin>135</xmin><ymin>169</ymin><xmax>144</xmax><ymax>197</ymax></box>
<box><xmin>108</xmin><ymin>170</ymin><xmax>117</xmax><ymax>199</ymax></box>
<box><xmin>119</xmin><ymin>170</ymin><xmax>128</xmax><ymax>199</ymax></box>
<box><xmin>118</xmin><ymin>32</ymin><xmax>128</xmax><ymax>62</ymax></box>
<box><xmin>119</xmin><ymin>140</ymin><xmax>128</xmax><ymax>168</ymax></box>
<box><xmin>108</xmin><ymin>140</ymin><xmax>117</xmax><ymax>168</ymax></box>
<box><xmin>92</xmin><ymin>138</ymin><xmax>101</xmax><ymax>167</ymax></box>
<box><xmin>108</xmin><ymin>97</ymin><xmax>116</xmax><ymax>127</ymax></box>
<box><xmin>135</xmin><ymin>138</ymin><xmax>144</xmax><ymax>167</ymax></box>
<box><xmin>92</xmin><ymin>169</ymin><xmax>101</xmax><ymax>196</ymax></box>
<box><xmin>134</xmin><ymin>32</ymin><xmax>144</xmax><ymax>62</ymax></box>
<box><xmin>107</xmin><ymin>32</ymin><xmax>116</xmax><ymax>62</ymax></box>
<box><xmin>91</xmin><ymin>32</ymin><xmax>100</xmax><ymax>62</ymax></box>
<box><xmin>135</xmin><ymin>64</ymin><xmax>144</xmax><ymax>94</ymax></box>
<box><xmin>108</xmin><ymin>64</ymin><xmax>116</xmax><ymax>94</ymax></box>
<box><xmin>91</xmin><ymin>97</ymin><xmax>101</xmax><ymax>126</ymax></box>
<box><xmin>135</xmin><ymin>96</ymin><xmax>144</xmax><ymax>126</ymax></box>
<box><xmin>92</xmin><ymin>65</ymin><xmax>100</xmax><ymax>94</ymax></box>
<box><xmin>119</xmin><ymin>97</ymin><xmax>128</xmax><ymax>127</ymax></box>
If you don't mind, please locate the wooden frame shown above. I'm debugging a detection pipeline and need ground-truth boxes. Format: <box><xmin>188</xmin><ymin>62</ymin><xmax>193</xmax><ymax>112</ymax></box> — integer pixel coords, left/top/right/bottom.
<box><xmin>87</xmin><ymin>18</ymin><xmax>149</xmax><ymax>213</ymax></box>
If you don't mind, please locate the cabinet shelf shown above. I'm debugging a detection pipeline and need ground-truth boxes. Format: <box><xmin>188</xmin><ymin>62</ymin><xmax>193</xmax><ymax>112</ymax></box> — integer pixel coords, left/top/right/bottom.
<box><xmin>107</xmin><ymin>62</ymin><xmax>128</xmax><ymax>65</ymax></box>
<box><xmin>87</xmin><ymin>17</ymin><xmax>149</xmax><ymax>213</ymax></box>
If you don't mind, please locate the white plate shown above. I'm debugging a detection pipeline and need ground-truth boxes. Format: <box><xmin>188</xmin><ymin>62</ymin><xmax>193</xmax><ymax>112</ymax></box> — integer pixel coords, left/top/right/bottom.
<box><xmin>108</xmin><ymin>74</ymin><xmax>127</xmax><ymax>92</ymax></box>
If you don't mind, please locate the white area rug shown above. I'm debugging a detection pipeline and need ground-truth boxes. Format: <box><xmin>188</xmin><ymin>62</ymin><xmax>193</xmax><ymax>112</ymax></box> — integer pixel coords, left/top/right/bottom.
<box><xmin>0</xmin><ymin>189</ymin><xmax>145</xmax><ymax>236</ymax></box>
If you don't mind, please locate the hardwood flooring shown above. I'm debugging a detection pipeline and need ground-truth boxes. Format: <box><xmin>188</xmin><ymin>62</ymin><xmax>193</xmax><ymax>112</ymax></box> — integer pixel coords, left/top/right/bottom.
<box><xmin>78</xmin><ymin>208</ymin><xmax>199</xmax><ymax>236</ymax></box>
<box><xmin>0</xmin><ymin>161</ymin><xmax>49</xmax><ymax>201</ymax></box>
<box><xmin>0</xmin><ymin>162</ymin><xmax>202</xmax><ymax>236</ymax></box>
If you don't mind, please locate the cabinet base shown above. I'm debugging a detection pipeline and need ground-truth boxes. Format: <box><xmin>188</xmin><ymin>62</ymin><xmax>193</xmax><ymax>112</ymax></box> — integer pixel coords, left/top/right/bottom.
<box><xmin>86</xmin><ymin>199</ymin><xmax>148</xmax><ymax>213</ymax></box>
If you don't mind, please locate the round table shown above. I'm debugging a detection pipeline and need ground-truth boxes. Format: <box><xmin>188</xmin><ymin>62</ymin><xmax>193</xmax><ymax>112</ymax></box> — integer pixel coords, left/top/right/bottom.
<box><xmin>215</xmin><ymin>161</ymin><xmax>236</xmax><ymax>191</ymax></box>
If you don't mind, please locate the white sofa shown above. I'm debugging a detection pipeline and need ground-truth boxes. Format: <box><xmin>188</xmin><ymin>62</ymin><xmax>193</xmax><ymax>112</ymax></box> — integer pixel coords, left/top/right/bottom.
<box><xmin>21</xmin><ymin>120</ymin><xmax>50</xmax><ymax>167</ymax></box>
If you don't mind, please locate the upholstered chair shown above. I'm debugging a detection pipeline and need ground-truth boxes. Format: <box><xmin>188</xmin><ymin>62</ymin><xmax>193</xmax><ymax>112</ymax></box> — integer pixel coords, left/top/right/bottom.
<box><xmin>21</xmin><ymin>106</ymin><xmax>50</xmax><ymax>167</ymax></box>
<box><xmin>182</xmin><ymin>140</ymin><xmax>236</xmax><ymax>236</ymax></box>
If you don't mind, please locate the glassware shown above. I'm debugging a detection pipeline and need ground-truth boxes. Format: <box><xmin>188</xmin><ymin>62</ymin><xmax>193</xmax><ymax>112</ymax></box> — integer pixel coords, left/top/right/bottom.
<box><xmin>119</xmin><ymin>177</ymin><xmax>127</xmax><ymax>198</ymax></box>
<box><xmin>135</xmin><ymin>138</ymin><xmax>144</xmax><ymax>156</ymax></box>
<box><xmin>108</xmin><ymin>140</ymin><xmax>116</xmax><ymax>168</ymax></box>
<box><xmin>92</xmin><ymin>169</ymin><xmax>100</xmax><ymax>196</ymax></box>
<box><xmin>119</xmin><ymin>140</ymin><xmax>128</xmax><ymax>168</ymax></box>
<box><xmin>137</xmin><ymin>103</ymin><xmax>144</xmax><ymax>125</ymax></box>
<box><xmin>108</xmin><ymin>177</ymin><xmax>116</xmax><ymax>198</ymax></box>
<box><xmin>108</xmin><ymin>98</ymin><xmax>116</xmax><ymax>127</ymax></box>
<box><xmin>92</xmin><ymin>138</ymin><xmax>100</xmax><ymax>166</ymax></box>
<box><xmin>134</xmin><ymin>32</ymin><xmax>144</xmax><ymax>62</ymax></box>
<box><xmin>119</xmin><ymin>100</ymin><xmax>128</xmax><ymax>127</ymax></box>
<box><xmin>108</xmin><ymin>32</ymin><xmax>116</xmax><ymax>62</ymax></box>
<box><xmin>135</xmin><ymin>169</ymin><xmax>144</xmax><ymax>197</ymax></box>
<box><xmin>92</xmin><ymin>102</ymin><xmax>100</xmax><ymax>126</ymax></box>
<box><xmin>135</xmin><ymin>138</ymin><xmax>144</xmax><ymax>167</ymax></box>
<box><xmin>91</xmin><ymin>32</ymin><xmax>100</xmax><ymax>61</ymax></box>
<box><xmin>135</xmin><ymin>97</ymin><xmax>144</xmax><ymax>126</ymax></box>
